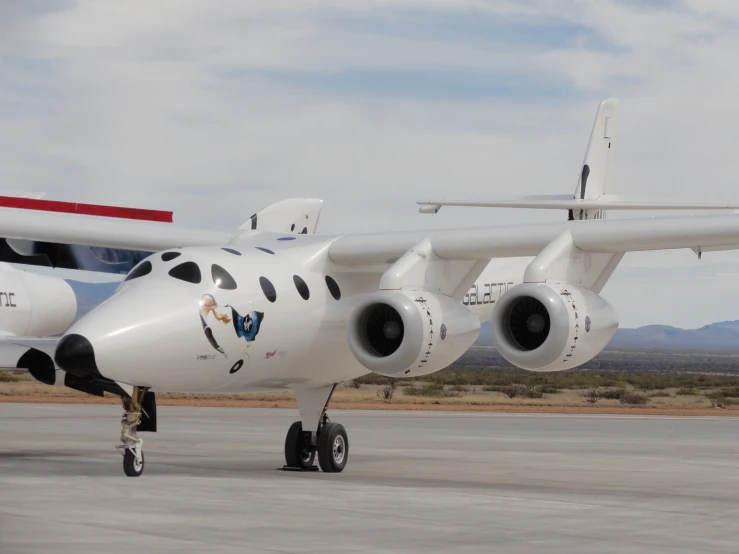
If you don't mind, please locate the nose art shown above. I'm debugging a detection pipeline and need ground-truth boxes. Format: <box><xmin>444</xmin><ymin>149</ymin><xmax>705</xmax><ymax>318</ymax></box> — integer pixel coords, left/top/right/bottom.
<box><xmin>55</xmin><ymin>334</ymin><xmax>100</xmax><ymax>377</ymax></box>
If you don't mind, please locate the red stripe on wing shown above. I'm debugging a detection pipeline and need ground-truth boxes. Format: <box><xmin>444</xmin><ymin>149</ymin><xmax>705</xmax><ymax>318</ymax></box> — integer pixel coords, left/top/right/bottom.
<box><xmin>0</xmin><ymin>197</ymin><xmax>173</xmax><ymax>223</ymax></box>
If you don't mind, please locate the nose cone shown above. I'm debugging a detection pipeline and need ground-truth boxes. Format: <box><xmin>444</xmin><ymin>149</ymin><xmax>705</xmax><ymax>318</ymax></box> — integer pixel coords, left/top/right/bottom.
<box><xmin>55</xmin><ymin>334</ymin><xmax>100</xmax><ymax>377</ymax></box>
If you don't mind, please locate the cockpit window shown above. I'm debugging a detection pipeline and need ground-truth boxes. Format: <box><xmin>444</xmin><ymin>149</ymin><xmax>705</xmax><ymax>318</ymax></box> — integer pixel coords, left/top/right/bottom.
<box><xmin>169</xmin><ymin>261</ymin><xmax>201</xmax><ymax>284</ymax></box>
<box><xmin>255</xmin><ymin>247</ymin><xmax>274</xmax><ymax>255</ymax></box>
<box><xmin>211</xmin><ymin>264</ymin><xmax>237</xmax><ymax>290</ymax></box>
<box><xmin>125</xmin><ymin>261</ymin><xmax>152</xmax><ymax>282</ymax></box>
<box><xmin>222</xmin><ymin>248</ymin><xmax>241</xmax><ymax>256</ymax></box>
<box><xmin>161</xmin><ymin>251</ymin><xmax>181</xmax><ymax>262</ymax></box>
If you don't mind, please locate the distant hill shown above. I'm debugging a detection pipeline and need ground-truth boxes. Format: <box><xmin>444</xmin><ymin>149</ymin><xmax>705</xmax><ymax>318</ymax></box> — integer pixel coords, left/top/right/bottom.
<box><xmin>477</xmin><ymin>320</ymin><xmax>739</xmax><ymax>353</ymax></box>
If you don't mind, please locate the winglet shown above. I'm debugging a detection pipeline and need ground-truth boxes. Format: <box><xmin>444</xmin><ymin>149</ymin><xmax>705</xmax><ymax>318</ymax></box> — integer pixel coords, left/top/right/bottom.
<box><xmin>239</xmin><ymin>198</ymin><xmax>323</xmax><ymax>234</ymax></box>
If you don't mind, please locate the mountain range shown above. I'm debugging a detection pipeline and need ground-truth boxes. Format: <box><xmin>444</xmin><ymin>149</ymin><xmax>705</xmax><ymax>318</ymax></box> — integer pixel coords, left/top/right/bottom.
<box><xmin>477</xmin><ymin>320</ymin><xmax>739</xmax><ymax>353</ymax></box>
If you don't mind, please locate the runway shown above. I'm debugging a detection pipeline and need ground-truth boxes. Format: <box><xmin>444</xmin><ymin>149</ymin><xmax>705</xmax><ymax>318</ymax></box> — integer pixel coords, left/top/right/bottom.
<box><xmin>1</xmin><ymin>404</ymin><xmax>739</xmax><ymax>553</ymax></box>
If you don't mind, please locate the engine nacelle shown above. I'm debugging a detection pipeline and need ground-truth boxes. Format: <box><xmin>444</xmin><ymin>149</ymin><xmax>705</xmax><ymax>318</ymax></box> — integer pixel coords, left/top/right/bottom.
<box><xmin>491</xmin><ymin>283</ymin><xmax>618</xmax><ymax>372</ymax></box>
<box><xmin>0</xmin><ymin>266</ymin><xmax>77</xmax><ymax>337</ymax></box>
<box><xmin>348</xmin><ymin>289</ymin><xmax>480</xmax><ymax>377</ymax></box>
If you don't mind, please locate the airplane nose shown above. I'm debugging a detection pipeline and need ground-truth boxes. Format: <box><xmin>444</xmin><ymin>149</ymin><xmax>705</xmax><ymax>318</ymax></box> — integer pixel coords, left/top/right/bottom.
<box><xmin>55</xmin><ymin>334</ymin><xmax>100</xmax><ymax>378</ymax></box>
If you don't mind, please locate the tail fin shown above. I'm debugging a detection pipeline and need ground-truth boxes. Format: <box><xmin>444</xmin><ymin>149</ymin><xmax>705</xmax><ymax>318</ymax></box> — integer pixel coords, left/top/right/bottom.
<box><xmin>240</xmin><ymin>198</ymin><xmax>323</xmax><ymax>234</ymax></box>
<box><xmin>417</xmin><ymin>98</ymin><xmax>739</xmax><ymax>216</ymax></box>
<box><xmin>570</xmin><ymin>98</ymin><xmax>619</xmax><ymax>221</ymax></box>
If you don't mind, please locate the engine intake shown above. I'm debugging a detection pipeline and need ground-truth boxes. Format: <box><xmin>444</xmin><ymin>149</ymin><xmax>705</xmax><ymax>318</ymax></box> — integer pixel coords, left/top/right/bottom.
<box><xmin>348</xmin><ymin>289</ymin><xmax>479</xmax><ymax>377</ymax></box>
<box><xmin>505</xmin><ymin>296</ymin><xmax>551</xmax><ymax>351</ymax></box>
<box><xmin>362</xmin><ymin>303</ymin><xmax>405</xmax><ymax>357</ymax></box>
<box><xmin>492</xmin><ymin>283</ymin><xmax>618</xmax><ymax>372</ymax></box>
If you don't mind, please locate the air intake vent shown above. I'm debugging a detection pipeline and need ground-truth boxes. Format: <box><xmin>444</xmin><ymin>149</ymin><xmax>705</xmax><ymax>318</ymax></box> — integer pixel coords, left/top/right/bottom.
<box><xmin>505</xmin><ymin>297</ymin><xmax>550</xmax><ymax>351</ymax></box>
<box><xmin>363</xmin><ymin>304</ymin><xmax>404</xmax><ymax>357</ymax></box>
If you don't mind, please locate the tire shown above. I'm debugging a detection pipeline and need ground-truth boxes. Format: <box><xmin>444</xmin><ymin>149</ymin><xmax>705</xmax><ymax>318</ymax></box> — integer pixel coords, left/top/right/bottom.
<box><xmin>317</xmin><ymin>422</ymin><xmax>348</xmax><ymax>473</ymax></box>
<box><xmin>123</xmin><ymin>449</ymin><xmax>144</xmax><ymax>477</ymax></box>
<box><xmin>284</xmin><ymin>421</ymin><xmax>315</xmax><ymax>469</ymax></box>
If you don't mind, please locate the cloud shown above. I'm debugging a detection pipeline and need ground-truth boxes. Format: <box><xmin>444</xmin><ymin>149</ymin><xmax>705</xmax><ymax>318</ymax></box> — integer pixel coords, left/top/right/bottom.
<box><xmin>2</xmin><ymin>0</ymin><xmax>739</xmax><ymax>325</ymax></box>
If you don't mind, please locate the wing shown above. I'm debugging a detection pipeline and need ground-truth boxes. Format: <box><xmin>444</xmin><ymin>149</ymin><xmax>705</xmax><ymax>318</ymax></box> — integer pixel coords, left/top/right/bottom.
<box><xmin>0</xmin><ymin>207</ymin><xmax>233</xmax><ymax>252</ymax></box>
<box><xmin>2</xmin><ymin>204</ymin><xmax>739</xmax><ymax>265</ymax></box>
<box><xmin>327</xmin><ymin>214</ymin><xmax>739</xmax><ymax>265</ymax></box>
<box><xmin>0</xmin><ymin>197</ymin><xmax>324</xmax><ymax>257</ymax></box>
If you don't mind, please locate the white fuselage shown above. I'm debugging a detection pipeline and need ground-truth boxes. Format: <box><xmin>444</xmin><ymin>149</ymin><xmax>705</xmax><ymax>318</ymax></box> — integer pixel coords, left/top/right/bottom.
<box><xmin>0</xmin><ymin>263</ymin><xmax>77</xmax><ymax>337</ymax></box>
<box><xmin>62</xmin><ymin>240</ymin><xmax>529</xmax><ymax>393</ymax></box>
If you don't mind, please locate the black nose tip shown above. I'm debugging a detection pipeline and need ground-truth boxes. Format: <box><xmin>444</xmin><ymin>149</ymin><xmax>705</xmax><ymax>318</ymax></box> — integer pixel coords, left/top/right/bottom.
<box><xmin>55</xmin><ymin>334</ymin><xmax>100</xmax><ymax>377</ymax></box>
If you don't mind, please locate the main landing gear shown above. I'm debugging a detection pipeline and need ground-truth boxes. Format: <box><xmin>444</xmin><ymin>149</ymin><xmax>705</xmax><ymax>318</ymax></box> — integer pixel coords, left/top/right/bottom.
<box><xmin>284</xmin><ymin>384</ymin><xmax>348</xmax><ymax>473</ymax></box>
<box><xmin>116</xmin><ymin>386</ymin><xmax>156</xmax><ymax>477</ymax></box>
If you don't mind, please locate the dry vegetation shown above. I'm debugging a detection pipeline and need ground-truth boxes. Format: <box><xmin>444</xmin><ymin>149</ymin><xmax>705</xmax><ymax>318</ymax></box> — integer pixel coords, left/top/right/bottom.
<box><xmin>3</xmin><ymin>365</ymin><xmax>739</xmax><ymax>415</ymax></box>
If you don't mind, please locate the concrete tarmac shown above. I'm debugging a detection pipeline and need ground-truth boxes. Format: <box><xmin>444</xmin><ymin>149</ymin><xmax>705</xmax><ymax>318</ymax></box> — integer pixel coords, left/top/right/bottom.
<box><xmin>1</xmin><ymin>403</ymin><xmax>739</xmax><ymax>553</ymax></box>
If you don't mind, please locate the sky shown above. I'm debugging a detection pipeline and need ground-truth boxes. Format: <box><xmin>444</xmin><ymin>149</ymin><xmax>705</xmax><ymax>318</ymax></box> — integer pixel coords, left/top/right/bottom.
<box><xmin>2</xmin><ymin>0</ymin><xmax>739</xmax><ymax>328</ymax></box>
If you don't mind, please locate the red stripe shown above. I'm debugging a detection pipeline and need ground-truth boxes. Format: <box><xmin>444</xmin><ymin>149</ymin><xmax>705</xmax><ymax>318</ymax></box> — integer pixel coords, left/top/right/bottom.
<box><xmin>0</xmin><ymin>196</ymin><xmax>173</xmax><ymax>223</ymax></box>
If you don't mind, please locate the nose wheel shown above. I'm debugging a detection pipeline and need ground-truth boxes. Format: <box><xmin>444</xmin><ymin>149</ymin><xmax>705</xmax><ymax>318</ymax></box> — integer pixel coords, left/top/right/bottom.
<box><xmin>116</xmin><ymin>386</ymin><xmax>148</xmax><ymax>477</ymax></box>
<box><xmin>123</xmin><ymin>444</ymin><xmax>145</xmax><ymax>477</ymax></box>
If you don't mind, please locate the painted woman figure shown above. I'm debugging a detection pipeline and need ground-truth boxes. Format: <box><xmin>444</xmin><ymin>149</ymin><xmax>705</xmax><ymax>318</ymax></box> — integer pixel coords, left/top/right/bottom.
<box><xmin>199</xmin><ymin>294</ymin><xmax>231</xmax><ymax>357</ymax></box>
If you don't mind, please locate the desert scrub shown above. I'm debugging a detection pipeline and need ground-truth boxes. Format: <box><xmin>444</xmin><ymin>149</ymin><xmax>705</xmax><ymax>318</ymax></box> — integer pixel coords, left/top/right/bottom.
<box><xmin>0</xmin><ymin>372</ymin><xmax>23</xmax><ymax>383</ymax></box>
<box><xmin>600</xmin><ymin>388</ymin><xmax>626</xmax><ymax>400</ymax></box>
<box><xmin>619</xmin><ymin>391</ymin><xmax>649</xmax><ymax>405</ymax></box>
<box><xmin>404</xmin><ymin>383</ymin><xmax>461</xmax><ymax>398</ymax></box>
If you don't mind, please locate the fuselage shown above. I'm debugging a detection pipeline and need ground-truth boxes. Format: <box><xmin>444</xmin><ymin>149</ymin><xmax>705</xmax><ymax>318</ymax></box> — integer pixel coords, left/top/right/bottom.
<box><xmin>0</xmin><ymin>263</ymin><xmax>77</xmax><ymax>337</ymax></box>
<box><xmin>59</xmin><ymin>237</ymin><xmax>529</xmax><ymax>393</ymax></box>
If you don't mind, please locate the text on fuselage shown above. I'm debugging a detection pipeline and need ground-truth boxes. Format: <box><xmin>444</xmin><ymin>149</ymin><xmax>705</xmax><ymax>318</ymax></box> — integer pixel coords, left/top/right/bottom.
<box><xmin>462</xmin><ymin>282</ymin><xmax>513</xmax><ymax>306</ymax></box>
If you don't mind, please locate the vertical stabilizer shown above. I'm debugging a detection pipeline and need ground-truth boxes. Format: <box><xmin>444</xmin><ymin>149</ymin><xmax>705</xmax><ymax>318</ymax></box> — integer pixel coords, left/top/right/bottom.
<box><xmin>570</xmin><ymin>98</ymin><xmax>619</xmax><ymax>220</ymax></box>
<box><xmin>239</xmin><ymin>198</ymin><xmax>323</xmax><ymax>234</ymax></box>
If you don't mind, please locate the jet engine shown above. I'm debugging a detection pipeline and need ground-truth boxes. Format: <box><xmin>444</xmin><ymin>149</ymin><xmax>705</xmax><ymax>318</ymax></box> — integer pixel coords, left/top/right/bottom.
<box><xmin>0</xmin><ymin>267</ymin><xmax>77</xmax><ymax>337</ymax></box>
<box><xmin>347</xmin><ymin>289</ymin><xmax>480</xmax><ymax>377</ymax></box>
<box><xmin>491</xmin><ymin>283</ymin><xmax>618</xmax><ymax>372</ymax></box>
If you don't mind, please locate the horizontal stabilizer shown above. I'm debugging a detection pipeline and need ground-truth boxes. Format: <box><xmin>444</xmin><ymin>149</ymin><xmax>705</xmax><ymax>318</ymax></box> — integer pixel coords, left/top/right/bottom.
<box><xmin>418</xmin><ymin>195</ymin><xmax>739</xmax><ymax>213</ymax></box>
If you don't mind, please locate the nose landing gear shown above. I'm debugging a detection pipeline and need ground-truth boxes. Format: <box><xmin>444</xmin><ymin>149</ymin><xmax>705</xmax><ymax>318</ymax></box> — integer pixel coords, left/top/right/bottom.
<box><xmin>116</xmin><ymin>386</ymin><xmax>150</xmax><ymax>477</ymax></box>
<box><xmin>284</xmin><ymin>384</ymin><xmax>349</xmax><ymax>473</ymax></box>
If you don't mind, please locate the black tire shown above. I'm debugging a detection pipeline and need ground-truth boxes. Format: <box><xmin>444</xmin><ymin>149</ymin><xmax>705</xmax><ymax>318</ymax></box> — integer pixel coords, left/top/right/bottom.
<box><xmin>284</xmin><ymin>421</ymin><xmax>315</xmax><ymax>469</ymax></box>
<box><xmin>123</xmin><ymin>449</ymin><xmax>144</xmax><ymax>477</ymax></box>
<box><xmin>317</xmin><ymin>422</ymin><xmax>348</xmax><ymax>473</ymax></box>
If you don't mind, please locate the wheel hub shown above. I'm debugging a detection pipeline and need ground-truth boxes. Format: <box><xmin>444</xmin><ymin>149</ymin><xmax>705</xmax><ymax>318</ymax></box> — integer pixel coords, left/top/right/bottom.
<box><xmin>332</xmin><ymin>435</ymin><xmax>345</xmax><ymax>465</ymax></box>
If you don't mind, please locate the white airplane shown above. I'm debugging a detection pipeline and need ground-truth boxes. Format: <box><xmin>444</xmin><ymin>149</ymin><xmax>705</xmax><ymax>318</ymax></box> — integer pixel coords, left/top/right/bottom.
<box><xmin>4</xmin><ymin>99</ymin><xmax>739</xmax><ymax>478</ymax></box>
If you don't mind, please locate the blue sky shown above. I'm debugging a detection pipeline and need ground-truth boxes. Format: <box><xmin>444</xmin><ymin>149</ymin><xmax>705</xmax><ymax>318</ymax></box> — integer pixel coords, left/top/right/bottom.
<box><xmin>2</xmin><ymin>0</ymin><xmax>739</xmax><ymax>327</ymax></box>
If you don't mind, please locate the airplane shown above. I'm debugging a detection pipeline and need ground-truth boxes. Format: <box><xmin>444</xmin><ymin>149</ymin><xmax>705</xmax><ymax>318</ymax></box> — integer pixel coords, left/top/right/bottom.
<box><xmin>4</xmin><ymin>99</ymin><xmax>739</xmax><ymax>478</ymax></box>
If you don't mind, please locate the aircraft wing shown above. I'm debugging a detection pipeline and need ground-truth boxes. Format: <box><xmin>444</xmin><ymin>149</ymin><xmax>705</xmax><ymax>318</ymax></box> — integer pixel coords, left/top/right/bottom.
<box><xmin>327</xmin><ymin>214</ymin><xmax>739</xmax><ymax>264</ymax></box>
<box><xmin>0</xmin><ymin>197</ymin><xmax>324</xmax><ymax>256</ymax></box>
<box><xmin>0</xmin><ymin>207</ymin><xmax>233</xmax><ymax>252</ymax></box>
<box><xmin>2</xmin><ymin>205</ymin><xmax>739</xmax><ymax>265</ymax></box>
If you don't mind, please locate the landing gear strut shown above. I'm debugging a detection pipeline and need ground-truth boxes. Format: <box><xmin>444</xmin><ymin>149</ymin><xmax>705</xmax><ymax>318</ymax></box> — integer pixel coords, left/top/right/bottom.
<box><xmin>116</xmin><ymin>386</ymin><xmax>149</xmax><ymax>477</ymax></box>
<box><xmin>284</xmin><ymin>384</ymin><xmax>349</xmax><ymax>473</ymax></box>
